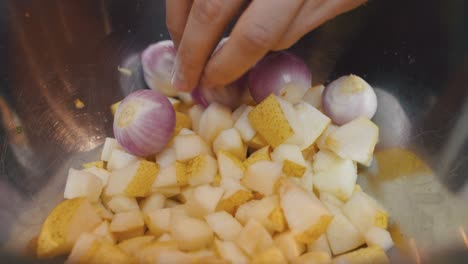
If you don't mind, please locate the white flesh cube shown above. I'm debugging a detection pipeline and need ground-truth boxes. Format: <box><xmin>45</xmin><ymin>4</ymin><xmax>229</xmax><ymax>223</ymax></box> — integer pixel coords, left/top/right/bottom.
<box><xmin>188</xmin><ymin>104</ymin><xmax>204</xmax><ymax>133</ymax></box>
<box><xmin>277</xmin><ymin>97</ymin><xmax>303</xmax><ymax>146</ymax></box>
<box><xmin>271</xmin><ymin>144</ymin><xmax>306</xmax><ymax>169</ymax></box>
<box><xmin>235</xmin><ymin>219</ymin><xmax>273</xmax><ymax>256</ymax></box>
<box><xmin>107</xmin><ymin>148</ymin><xmax>138</xmax><ymax>171</ymax></box>
<box><xmin>218</xmin><ymin>151</ymin><xmax>245</xmax><ymax>181</ymax></box>
<box><xmin>274</xmin><ymin>231</ymin><xmax>306</xmax><ymax>262</ymax></box>
<box><xmin>92</xmin><ymin>221</ymin><xmax>116</xmax><ymax>244</ymax></box>
<box><xmin>213</xmin><ymin>128</ymin><xmax>246</xmax><ymax>160</ymax></box>
<box><xmin>186</xmin><ymin>184</ymin><xmax>224</xmax><ymax>217</ymax></box>
<box><xmin>342</xmin><ymin>191</ymin><xmax>388</xmax><ymax>234</ymax></box>
<box><xmin>156</xmin><ymin>147</ymin><xmax>176</xmax><ymax>168</ymax></box>
<box><xmin>178</xmin><ymin>128</ymin><xmax>195</xmax><ymax>136</ymax></box>
<box><xmin>152</xmin><ymin>163</ymin><xmax>178</xmax><ymax>188</ymax></box>
<box><xmin>235</xmin><ymin>195</ymin><xmax>278</xmax><ymax>227</ymax></box>
<box><xmin>144</xmin><ymin>208</ymin><xmax>171</xmax><ymax>236</ymax></box>
<box><xmin>232</xmin><ymin>104</ymin><xmax>248</xmax><ymax>122</ymax></box>
<box><xmin>139</xmin><ymin>193</ymin><xmax>166</xmax><ymax>214</ymax></box>
<box><xmin>205</xmin><ymin>211</ymin><xmax>243</xmax><ymax>241</ymax></box>
<box><xmin>242</xmin><ymin>160</ymin><xmax>282</xmax><ymax>196</ymax></box>
<box><xmin>316</xmin><ymin>124</ymin><xmax>338</xmax><ymax>150</ymax></box>
<box><xmin>303</xmin><ymin>84</ymin><xmax>325</xmax><ymax>108</ymax></box>
<box><xmin>107</xmin><ymin>195</ymin><xmax>139</xmax><ymax>213</ymax></box>
<box><xmin>307</xmin><ymin>235</ymin><xmax>332</xmax><ymax>257</ymax></box>
<box><xmin>364</xmin><ymin>226</ymin><xmax>394</xmax><ymax>251</ymax></box>
<box><xmin>188</xmin><ymin>154</ymin><xmax>218</xmax><ymax>186</ymax></box>
<box><xmin>313</xmin><ymin>150</ymin><xmax>357</xmax><ymax>201</ymax></box>
<box><xmin>64</xmin><ymin>169</ymin><xmax>103</xmax><ymax>202</ymax></box>
<box><xmin>101</xmin><ymin>137</ymin><xmax>119</xmax><ymax>162</ymax></box>
<box><xmin>295</xmin><ymin>102</ymin><xmax>331</xmax><ymax>150</ymax></box>
<box><xmin>66</xmin><ymin>233</ymin><xmax>98</xmax><ymax>263</ymax></box>
<box><xmin>174</xmin><ymin>134</ymin><xmax>211</xmax><ymax>162</ymax></box>
<box><xmin>171</xmin><ymin>217</ymin><xmax>214</xmax><ymax>251</ymax></box>
<box><xmin>157</xmin><ymin>233</ymin><xmax>173</xmax><ymax>242</ymax></box>
<box><xmin>165</xmin><ymin>199</ymin><xmax>181</xmax><ymax>208</ymax></box>
<box><xmin>104</xmin><ymin>160</ymin><xmax>157</xmax><ymax>197</ymax></box>
<box><xmin>83</xmin><ymin>167</ymin><xmax>110</xmax><ymax>186</ymax></box>
<box><xmin>234</xmin><ymin>106</ymin><xmax>256</xmax><ymax>142</ymax></box>
<box><xmin>326</xmin><ymin>117</ymin><xmax>379</xmax><ymax>166</ymax></box>
<box><xmin>215</xmin><ymin>239</ymin><xmax>249</xmax><ymax>264</ymax></box>
<box><xmin>323</xmin><ymin>201</ymin><xmax>364</xmax><ymax>255</ymax></box>
<box><xmin>110</xmin><ymin>211</ymin><xmax>144</xmax><ymax>233</ymax></box>
<box><xmin>299</xmin><ymin>171</ymin><xmax>314</xmax><ymax>193</ymax></box>
<box><xmin>320</xmin><ymin>192</ymin><xmax>345</xmax><ymax>208</ymax></box>
<box><xmin>280</xmin><ymin>180</ymin><xmax>332</xmax><ymax>241</ymax></box>
<box><xmin>198</xmin><ymin>103</ymin><xmax>234</xmax><ymax>144</ymax></box>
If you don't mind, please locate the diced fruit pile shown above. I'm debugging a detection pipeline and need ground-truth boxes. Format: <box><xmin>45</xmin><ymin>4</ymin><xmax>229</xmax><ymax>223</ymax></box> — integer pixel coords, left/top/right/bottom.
<box><xmin>35</xmin><ymin>40</ymin><xmax>393</xmax><ymax>264</ymax></box>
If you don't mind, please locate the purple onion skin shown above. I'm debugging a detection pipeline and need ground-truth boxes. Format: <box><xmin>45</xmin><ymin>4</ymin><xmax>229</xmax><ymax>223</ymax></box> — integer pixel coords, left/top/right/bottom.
<box><xmin>113</xmin><ymin>89</ymin><xmax>175</xmax><ymax>157</ymax></box>
<box><xmin>248</xmin><ymin>51</ymin><xmax>312</xmax><ymax>104</ymax></box>
<box><xmin>141</xmin><ymin>40</ymin><xmax>178</xmax><ymax>96</ymax></box>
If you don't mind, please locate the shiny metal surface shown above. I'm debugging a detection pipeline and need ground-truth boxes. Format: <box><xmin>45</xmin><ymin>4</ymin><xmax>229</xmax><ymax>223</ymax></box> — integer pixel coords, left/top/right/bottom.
<box><xmin>1</xmin><ymin>0</ymin><xmax>467</xmax><ymax>262</ymax></box>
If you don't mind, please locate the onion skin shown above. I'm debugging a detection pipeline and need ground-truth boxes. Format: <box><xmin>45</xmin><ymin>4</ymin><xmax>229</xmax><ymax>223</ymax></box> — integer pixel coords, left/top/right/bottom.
<box><xmin>322</xmin><ymin>75</ymin><xmax>377</xmax><ymax>125</ymax></box>
<box><xmin>248</xmin><ymin>51</ymin><xmax>312</xmax><ymax>104</ymax></box>
<box><xmin>113</xmin><ymin>89</ymin><xmax>175</xmax><ymax>157</ymax></box>
<box><xmin>141</xmin><ymin>40</ymin><xmax>177</xmax><ymax>96</ymax></box>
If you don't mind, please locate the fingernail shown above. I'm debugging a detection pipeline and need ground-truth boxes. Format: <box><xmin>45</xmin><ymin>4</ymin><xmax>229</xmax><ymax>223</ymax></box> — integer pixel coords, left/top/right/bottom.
<box><xmin>171</xmin><ymin>62</ymin><xmax>189</xmax><ymax>92</ymax></box>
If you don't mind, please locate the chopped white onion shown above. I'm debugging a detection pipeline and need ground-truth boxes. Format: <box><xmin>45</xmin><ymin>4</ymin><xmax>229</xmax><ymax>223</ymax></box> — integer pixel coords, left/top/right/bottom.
<box><xmin>113</xmin><ymin>89</ymin><xmax>175</xmax><ymax>156</ymax></box>
<box><xmin>249</xmin><ymin>51</ymin><xmax>312</xmax><ymax>104</ymax></box>
<box><xmin>141</xmin><ymin>40</ymin><xmax>178</xmax><ymax>96</ymax></box>
<box><xmin>322</xmin><ymin>75</ymin><xmax>377</xmax><ymax>125</ymax></box>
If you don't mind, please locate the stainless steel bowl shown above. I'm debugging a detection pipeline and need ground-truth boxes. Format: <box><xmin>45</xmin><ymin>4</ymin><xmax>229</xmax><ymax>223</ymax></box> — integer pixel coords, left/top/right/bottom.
<box><xmin>1</xmin><ymin>0</ymin><xmax>467</xmax><ymax>262</ymax></box>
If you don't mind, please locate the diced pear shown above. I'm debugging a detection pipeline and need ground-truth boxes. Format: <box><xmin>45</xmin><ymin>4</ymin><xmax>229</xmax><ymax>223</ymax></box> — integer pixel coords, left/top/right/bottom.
<box><xmin>177</xmin><ymin>187</ymin><xmax>194</xmax><ymax>203</ymax></box>
<box><xmin>186</xmin><ymin>184</ymin><xmax>225</xmax><ymax>217</ymax></box>
<box><xmin>157</xmin><ymin>233</ymin><xmax>173</xmax><ymax>242</ymax></box>
<box><xmin>117</xmin><ymin>235</ymin><xmax>154</xmax><ymax>256</ymax></box>
<box><xmin>107</xmin><ymin>148</ymin><xmax>139</xmax><ymax>171</ymax></box>
<box><xmin>189</xmin><ymin>104</ymin><xmax>204</xmax><ymax>133</ymax></box>
<box><xmin>297</xmin><ymin>171</ymin><xmax>314</xmax><ymax>193</ymax></box>
<box><xmin>136</xmin><ymin>241</ymin><xmax>180</xmax><ymax>263</ymax></box>
<box><xmin>244</xmin><ymin>146</ymin><xmax>271</xmax><ymax>167</ymax></box>
<box><xmin>316</xmin><ymin>124</ymin><xmax>338</xmax><ymax>150</ymax></box>
<box><xmin>295</xmin><ymin>102</ymin><xmax>331</xmax><ymax>150</ymax></box>
<box><xmin>364</xmin><ymin>227</ymin><xmax>394</xmax><ymax>251</ymax></box>
<box><xmin>37</xmin><ymin>198</ymin><xmax>102</xmax><ymax>258</ymax></box>
<box><xmin>214</xmin><ymin>239</ymin><xmax>249</xmax><ymax>264</ymax></box>
<box><xmin>342</xmin><ymin>191</ymin><xmax>388</xmax><ymax>233</ymax></box>
<box><xmin>313</xmin><ymin>149</ymin><xmax>344</xmax><ymax>173</ymax></box>
<box><xmin>139</xmin><ymin>193</ymin><xmax>166</xmax><ymax>214</ymax></box>
<box><xmin>236</xmin><ymin>219</ymin><xmax>273</xmax><ymax>256</ymax></box>
<box><xmin>274</xmin><ymin>232</ymin><xmax>306</xmax><ymax>262</ymax></box>
<box><xmin>277</xmin><ymin>96</ymin><xmax>304</xmax><ymax>146</ymax></box>
<box><xmin>198</xmin><ymin>103</ymin><xmax>234</xmax><ymax>144</ymax></box>
<box><xmin>66</xmin><ymin>233</ymin><xmax>98</xmax><ymax>264</ymax></box>
<box><xmin>279</xmin><ymin>180</ymin><xmax>333</xmax><ymax>243</ymax></box>
<box><xmin>247</xmin><ymin>133</ymin><xmax>269</xmax><ymax>149</ymax></box>
<box><xmin>235</xmin><ymin>195</ymin><xmax>278</xmax><ymax>229</ymax></box>
<box><xmin>320</xmin><ymin>192</ymin><xmax>345</xmax><ymax>208</ymax></box>
<box><xmin>105</xmin><ymin>160</ymin><xmax>158</xmax><ymax>198</ymax></box>
<box><xmin>174</xmin><ymin>134</ymin><xmax>212</xmax><ymax>162</ymax></box>
<box><xmin>80</xmin><ymin>240</ymin><xmax>133</xmax><ymax>264</ymax></box>
<box><xmin>313</xmin><ymin>155</ymin><xmax>357</xmax><ymax>201</ymax></box>
<box><xmin>232</xmin><ymin>104</ymin><xmax>248</xmax><ymax>122</ymax></box>
<box><xmin>147</xmin><ymin>248</ymin><xmax>192</xmax><ymax>263</ymax></box>
<box><xmin>83</xmin><ymin>167</ymin><xmax>110</xmax><ymax>186</ymax></box>
<box><xmin>213</xmin><ymin>128</ymin><xmax>246</xmax><ymax>160</ymax></box>
<box><xmin>271</xmin><ymin>144</ymin><xmax>307</xmax><ymax>178</ymax></box>
<box><xmin>82</xmin><ymin>160</ymin><xmax>105</xmax><ymax>169</ymax></box>
<box><xmin>165</xmin><ymin>199</ymin><xmax>181</xmax><ymax>208</ymax></box>
<box><xmin>267</xmin><ymin>206</ymin><xmax>287</xmax><ymax>233</ymax></box>
<box><xmin>152</xmin><ymin>186</ymin><xmax>181</xmax><ymax>197</ymax></box>
<box><xmin>307</xmin><ymin>235</ymin><xmax>332</xmax><ymax>257</ymax></box>
<box><xmin>171</xmin><ymin>217</ymin><xmax>214</xmax><ymax>250</ymax></box>
<box><xmin>283</xmin><ymin>160</ymin><xmax>307</xmax><ymax>178</ymax></box>
<box><xmin>242</xmin><ymin>161</ymin><xmax>282</xmax><ymax>196</ymax></box>
<box><xmin>192</xmin><ymin>255</ymin><xmax>229</xmax><ymax>264</ymax></box>
<box><xmin>107</xmin><ymin>195</ymin><xmax>139</xmax><ymax>213</ymax></box>
<box><xmin>234</xmin><ymin>106</ymin><xmax>256</xmax><ymax>142</ymax></box>
<box><xmin>109</xmin><ymin>211</ymin><xmax>144</xmax><ymax>235</ymax></box>
<box><xmin>205</xmin><ymin>211</ymin><xmax>243</xmax><ymax>241</ymax></box>
<box><xmin>251</xmin><ymin>247</ymin><xmax>287</xmax><ymax>264</ymax></box>
<box><xmin>174</xmin><ymin>111</ymin><xmax>192</xmax><ymax>136</ymax></box>
<box><xmin>92</xmin><ymin>221</ymin><xmax>116</xmax><ymax>244</ymax></box>
<box><xmin>294</xmin><ymin>251</ymin><xmax>331</xmax><ymax>264</ymax></box>
<box><xmin>186</xmin><ymin>154</ymin><xmax>217</xmax><ymax>186</ymax></box>
<box><xmin>332</xmin><ymin>246</ymin><xmax>389</xmax><ymax>264</ymax></box>
<box><xmin>215</xmin><ymin>152</ymin><xmax>244</xmax><ymax>185</ymax></box>
<box><xmin>144</xmin><ymin>208</ymin><xmax>171</xmax><ymax>236</ymax></box>
<box><xmin>326</xmin><ymin>117</ymin><xmax>379</xmax><ymax>166</ymax></box>
<box><xmin>216</xmin><ymin>189</ymin><xmax>253</xmax><ymax>215</ymax></box>
<box><xmin>303</xmin><ymin>84</ymin><xmax>325</xmax><ymax>109</ymax></box>
<box><xmin>100</xmin><ymin>137</ymin><xmax>120</xmax><ymax>162</ymax></box>
<box><xmin>168</xmin><ymin>97</ymin><xmax>181</xmax><ymax>110</ymax></box>
<box><xmin>323</xmin><ymin>201</ymin><xmax>364</xmax><ymax>255</ymax></box>
<box><xmin>152</xmin><ymin>162</ymin><xmax>178</xmax><ymax>188</ymax></box>
<box><xmin>64</xmin><ymin>169</ymin><xmax>103</xmax><ymax>202</ymax></box>
<box><xmin>93</xmin><ymin>202</ymin><xmax>113</xmax><ymax>221</ymax></box>
<box><xmin>155</xmin><ymin>147</ymin><xmax>176</xmax><ymax>168</ymax></box>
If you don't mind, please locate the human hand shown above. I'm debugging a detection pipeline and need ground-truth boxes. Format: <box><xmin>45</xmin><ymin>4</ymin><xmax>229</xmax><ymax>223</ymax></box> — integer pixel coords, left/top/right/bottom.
<box><xmin>166</xmin><ymin>0</ymin><xmax>366</xmax><ymax>92</ymax></box>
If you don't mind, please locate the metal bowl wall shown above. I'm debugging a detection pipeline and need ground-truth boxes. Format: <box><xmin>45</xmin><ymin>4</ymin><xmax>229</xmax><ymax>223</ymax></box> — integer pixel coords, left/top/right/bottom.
<box><xmin>0</xmin><ymin>0</ymin><xmax>467</xmax><ymax>262</ymax></box>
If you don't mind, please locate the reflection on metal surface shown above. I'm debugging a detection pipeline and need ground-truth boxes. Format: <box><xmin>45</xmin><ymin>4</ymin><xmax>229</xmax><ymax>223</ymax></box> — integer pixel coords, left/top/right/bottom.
<box><xmin>459</xmin><ymin>226</ymin><xmax>468</xmax><ymax>249</ymax></box>
<box><xmin>409</xmin><ymin>238</ymin><xmax>422</xmax><ymax>264</ymax></box>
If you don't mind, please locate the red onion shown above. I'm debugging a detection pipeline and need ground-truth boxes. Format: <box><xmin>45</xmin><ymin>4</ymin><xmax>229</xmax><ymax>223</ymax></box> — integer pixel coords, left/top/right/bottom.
<box><xmin>113</xmin><ymin>89</ymin><xmax>175</xmax><ymax>156</ymax></box>
<box><xmin>141</xmin><ymin>40</ymin><xmax>178</xmax><ymax>96</ymax></box>
<box><xmin>191</xmin><ymin>38</ymin><xmax>247</xmax><ymax>109</ymax></box>
<box><xmin>322</xmin><ymin>75</ymin><xmax>377</xmax><ymax>125</ymax></box>
<box><xmin>248</xmin><ymin>51</ymin><xmax>312</xmax><ymax>104</ymax></box>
